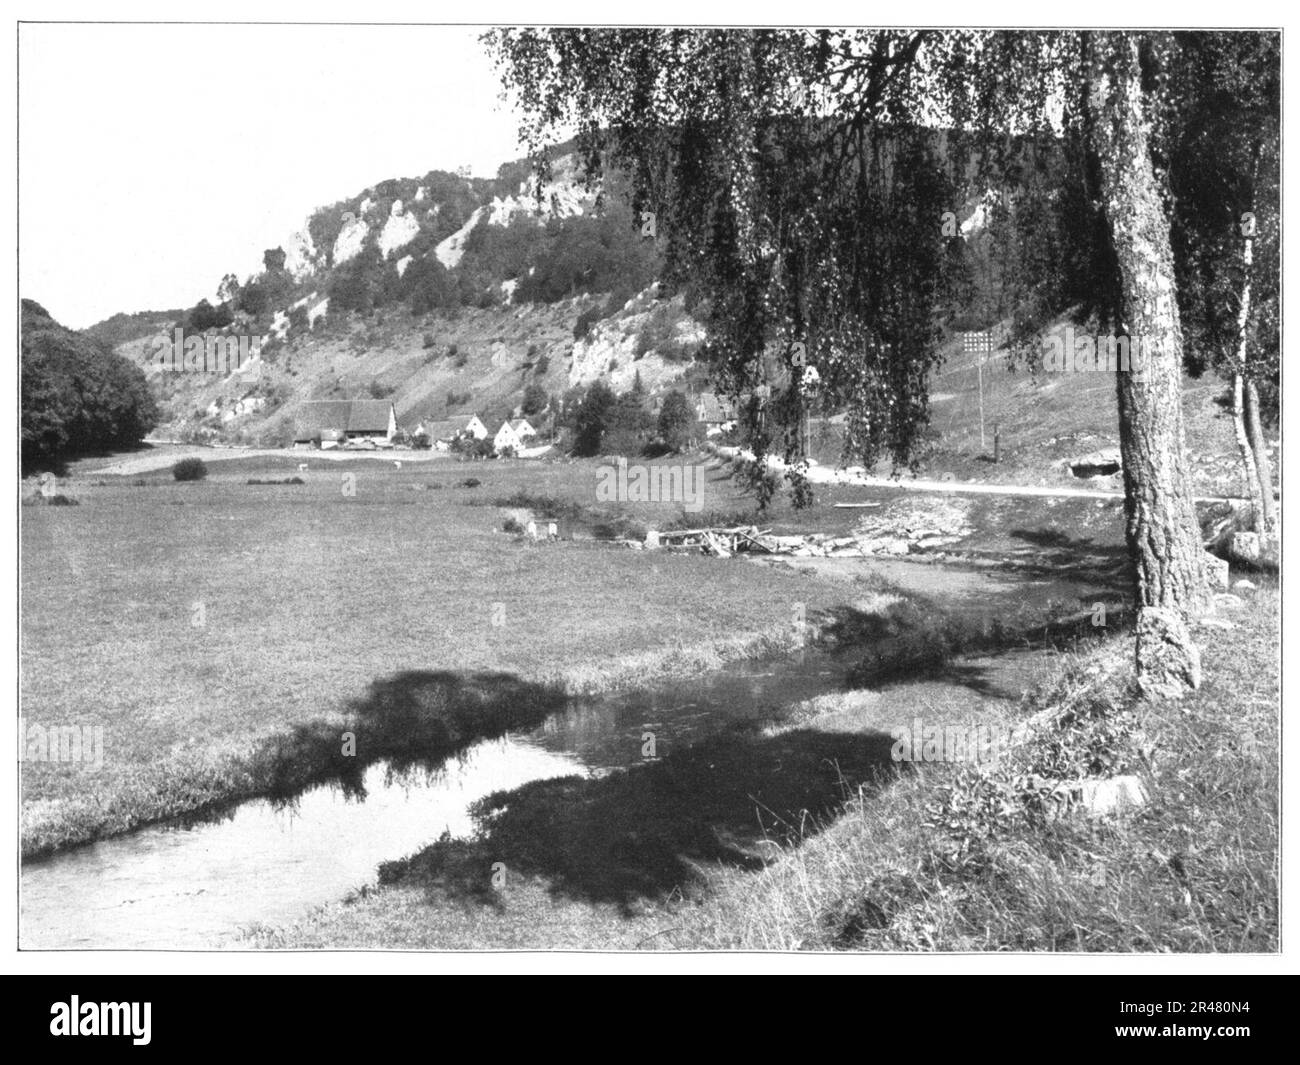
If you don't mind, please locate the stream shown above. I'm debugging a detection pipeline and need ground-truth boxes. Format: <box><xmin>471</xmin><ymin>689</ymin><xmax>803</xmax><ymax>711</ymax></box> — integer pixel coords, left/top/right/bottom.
<box><xmin>21</xmin><ymin>651</ymin><xmax>849</xmax><ymax>949</ymax></box>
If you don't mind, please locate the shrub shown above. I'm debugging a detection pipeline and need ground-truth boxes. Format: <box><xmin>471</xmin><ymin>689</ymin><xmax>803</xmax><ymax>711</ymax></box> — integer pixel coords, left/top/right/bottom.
<box><xmin>172</xmin><ymin>458</ymin><xmax>208</xmax><ymax>482</ymax></box>
<box><xmin>573</xmin><ymin>306</ymin><xmax>602</xmax><ymax>340</ymax></box>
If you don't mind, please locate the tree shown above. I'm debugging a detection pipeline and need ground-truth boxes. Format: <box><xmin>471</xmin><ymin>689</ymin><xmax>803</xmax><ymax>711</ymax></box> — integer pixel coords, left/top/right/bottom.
<box><xmin>185</xmin><ymin>298</ymin><xmax>232</xmax><ymax>332</ymax></box>
<box><xmin>572</xmin><ymin>379</ymin><xmax>616</xmax><ymax>456</ymax></box>
<box><xmin>521</xmin><ymin>383</ymin><xmax>549</xmax><ymax>416</ymax></box>
<box><xmin>217</xmin><ymin>273</ymin><xmax>242</xmax><ymax>309</ymax></box>
<box><xmin>1164</xmin><ymin>33</ymin><xmax>1279</xmax><ymax>538</ymax></box>
<box><xmin>606</xmin><ymin>384</ymin><xmax>653</xmax><ymax>455</ymax></box>
<box><xmin>657</xmin><ymin>389</ymin><xmax>694</xmax><ymax>451</ymax></box>
<box><xmin>487</xmin><ymin>28</ymin><xmax>1275</xmax><ymax>696</ymax></box>
<box><xmin>21</xmin><ymin>300</ymin><xmax>159</xmax><ymax>467</ymax></box>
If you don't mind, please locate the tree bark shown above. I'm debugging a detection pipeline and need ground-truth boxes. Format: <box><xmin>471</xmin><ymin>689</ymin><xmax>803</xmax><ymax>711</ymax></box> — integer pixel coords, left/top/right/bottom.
<box><xmin>1229</xmin><ymin>178</ymin><xmax>1275</xmax><ymax>537</ymax></box>
<box><xmin>1244</xmin><ymin>379</ymin><xmax>1276</xmax><ymax>535</ymax></box>
<box><xmin>1232</xmin><ymin>372</ymin><xmax>1265</xmax><ymax>528</ymax></box>
<box><xmin>1086</xmin><ymin>33</ymin><xmax>1207</xmax><ymax>697</ymax></box>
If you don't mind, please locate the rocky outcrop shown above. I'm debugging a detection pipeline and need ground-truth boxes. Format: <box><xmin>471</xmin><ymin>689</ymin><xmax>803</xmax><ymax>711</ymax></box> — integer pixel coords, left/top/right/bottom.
<box><xmin>378</xmin><ymin>200</ymin><xmax>420</xmax><ymax>258</ymax></box>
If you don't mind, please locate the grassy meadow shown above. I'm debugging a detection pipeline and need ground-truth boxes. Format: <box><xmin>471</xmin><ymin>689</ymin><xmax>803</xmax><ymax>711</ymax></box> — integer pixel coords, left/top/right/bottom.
<box><xmin>21</xmin><ymin>444</ymin><xmax>1275</xmax><ymax>953</ymax></box>
<box><xmin>20</xmin><ymin>450</ymin><xmax>875</xmax><ymax>854</ymax></box>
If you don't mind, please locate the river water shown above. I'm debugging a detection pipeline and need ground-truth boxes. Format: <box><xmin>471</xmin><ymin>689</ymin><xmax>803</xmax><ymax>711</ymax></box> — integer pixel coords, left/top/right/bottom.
<box><xmin>21</xmin><ymin>653</ymin><xmax>845</xmax><ymax>949</ymax></box>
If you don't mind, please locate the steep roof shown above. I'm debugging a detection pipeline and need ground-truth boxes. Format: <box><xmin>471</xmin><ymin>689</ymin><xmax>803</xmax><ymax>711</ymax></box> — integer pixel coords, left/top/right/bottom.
<box><xmin>295</xmin><ymin>399</ymin><xmax>393</xmax><ymax>435</ymax></box>
<box><xmin>346</xmin><ymin>400</ymin><xmax>394</xmax><ymax>433</ymax></box>
<box><xmin>296</xmin><ymin>400</ymin><xmax>353</xmax><ymax>434</ymax></box>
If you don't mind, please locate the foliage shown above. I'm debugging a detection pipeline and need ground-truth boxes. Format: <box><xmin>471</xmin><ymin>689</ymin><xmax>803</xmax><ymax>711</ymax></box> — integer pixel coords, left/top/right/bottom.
<box><xmin>657</xmin><ymin>390</ymin><xmax>695</xmax><ymax>451</ymax></box>
<box><xmin>21</xmin><ymin>299</ymin><xmax>159</xmax><ymax>467</ymax></box>
<box><xmin>520</xmin><ymin>383</ymin><xmax>549</xmax><ymax>416</ymax></box>
<box><xmin>172</xmin><ymin>457</ymin><xmax>208</xmax><ymax>482</ymax></box>
<box><xmin>1162</xmin><ymin>33</ymin><xmax>1279</xmax><ymax>416</ymax></box>
<box><xmin>185</xmin><ymin>298</ymin><xmax>233</xmax><ymax>332</ymax></box>
<box><xmin>572</xmin><ymin>379</ymin><xmax>616</xmax><ymax>456</ymax></box>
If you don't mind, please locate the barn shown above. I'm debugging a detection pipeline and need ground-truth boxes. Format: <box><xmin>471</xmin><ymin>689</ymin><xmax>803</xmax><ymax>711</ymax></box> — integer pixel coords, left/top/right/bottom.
<box><xmin>294</xmin><ymin>400</ymin><xmax>398</xmax><ymax>446</ymax></box>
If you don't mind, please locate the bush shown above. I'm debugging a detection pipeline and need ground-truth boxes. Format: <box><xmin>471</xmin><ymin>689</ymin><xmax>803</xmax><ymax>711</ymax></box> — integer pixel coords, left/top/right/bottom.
<box><xmin>172</xmin><ymin>458</ymin><xmax>208</xmax><ymax>482</ymax></box>
<box><xmin>573</xmin><ymin>306</ymin><xmax>602</xmax><ymax>341</ymax></box>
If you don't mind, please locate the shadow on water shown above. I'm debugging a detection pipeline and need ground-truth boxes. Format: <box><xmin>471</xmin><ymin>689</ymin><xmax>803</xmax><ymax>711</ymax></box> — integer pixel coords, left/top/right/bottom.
<box><xmin>374</xmin><ymin>597</ymin><xmax>1138</xmax><ymax>915</ymax></box>
<box><xmin>182</xmin><ymin>587</ymin><xmax>1133</xmax><ymax>835</ymax></box>
<box><xmin>246</xmin><ymin>670</ymin><xmax>569</xmax><ymax>807</ymax></box>
<box><xmin>379</xmin><ymin>724</ymin><xmax>902</xmax><ymax>913</ymax></box>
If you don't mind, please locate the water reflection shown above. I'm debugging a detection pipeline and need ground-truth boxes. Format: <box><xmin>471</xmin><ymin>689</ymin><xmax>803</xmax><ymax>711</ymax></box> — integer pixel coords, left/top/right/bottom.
<box><xmin>20</xmin><ymin>652</ymin><xmax>844</xmax><ymax>949</ymax></box>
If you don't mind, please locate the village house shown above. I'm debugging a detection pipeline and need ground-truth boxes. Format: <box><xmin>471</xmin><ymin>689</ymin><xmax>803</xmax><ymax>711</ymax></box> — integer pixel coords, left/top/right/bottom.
<box><xmin>695</xmin><ymin>393</ymin><xmax>737</xmax><ymax>436</ymax></box>
<box><xmin>445</xmin><ymin>414</ymin><xmax>489</xmax><ymax>441</ymax></box>
<box><xmin>418</xmin><ymin>413</ymin><xmax>489</xmax><ymax>449</ymax></box>
<box><xmin>293</xmin><ymin>399</ymin><xmax>398</xmax><ymax>448</ymax></box>
<box><xmin>492</xmin><ymin>417</ymin><xmax>537</xmax><ymax>454</ymax></box>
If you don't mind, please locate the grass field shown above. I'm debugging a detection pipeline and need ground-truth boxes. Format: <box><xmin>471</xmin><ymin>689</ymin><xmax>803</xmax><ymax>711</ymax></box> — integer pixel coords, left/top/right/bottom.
<box><xmin>21</xmin><ymin>445</ymin><xmax>1275</xmax><ymax>952</ymax></box>
<box><xmin>20</xmin><ymin>451</ymin><xmax>889</xmax><ymax>854</ymax></box>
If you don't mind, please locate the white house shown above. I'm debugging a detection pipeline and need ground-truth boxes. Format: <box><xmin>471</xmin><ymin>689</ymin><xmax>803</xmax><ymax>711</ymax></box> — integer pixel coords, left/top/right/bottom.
<box><xmin>445</xmin><ymin>414</ymin><xmax>489</xmax><ymax>441</ymax></box>
<box><xmin>493</xmin><ymin>419</ymin><xmax>537</xmax><ymax>454</ymax></box>
<box><xmin>493</xmin><ymin>420</ymin><xmax>522</xmax><ymax>454</ymax></box>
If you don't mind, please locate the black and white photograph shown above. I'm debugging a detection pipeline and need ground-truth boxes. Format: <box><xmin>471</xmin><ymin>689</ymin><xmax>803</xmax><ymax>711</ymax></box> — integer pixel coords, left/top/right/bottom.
<box><xmin>9</xmin><ymin>6</ymin><xmax>1292</xmax><ymax>985</ymax></box>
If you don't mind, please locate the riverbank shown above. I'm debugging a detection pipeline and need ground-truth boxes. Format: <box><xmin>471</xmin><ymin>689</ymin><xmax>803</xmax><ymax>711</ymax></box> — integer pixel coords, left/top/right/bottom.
<box><xmin>252</xmin><ymin>584</ymin><xmax>1276</xmax><ymax>951</ymax></box>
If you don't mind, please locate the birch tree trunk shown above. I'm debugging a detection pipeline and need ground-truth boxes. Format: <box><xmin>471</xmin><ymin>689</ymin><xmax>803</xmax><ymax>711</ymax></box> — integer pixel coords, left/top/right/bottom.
<box><xmin>1233</xmin><ymin>372</ymin><xmax>1264</xmax><ymax>527</ymax></box>
<box><xmin>1245</xmin><ymin>380</ymin><xmax>1276</xmax><ymax>535</ymax></box>
<box><xmin>1230</xmin><ymin>215</ymin><xmax>1265</xmax><ymax>529</ymax></box>
<box><xmin>1086</xmin><ymin>33</ymin><xmax>1207</xmax><ymax>697</ymax></box>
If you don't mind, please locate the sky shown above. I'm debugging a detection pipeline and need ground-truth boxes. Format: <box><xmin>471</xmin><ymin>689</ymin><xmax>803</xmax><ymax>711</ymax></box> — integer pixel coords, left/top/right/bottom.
<box><xmin>19</xmin><ymin>24</ymin><xmax>528</xmax><ymax>328</ymax></box>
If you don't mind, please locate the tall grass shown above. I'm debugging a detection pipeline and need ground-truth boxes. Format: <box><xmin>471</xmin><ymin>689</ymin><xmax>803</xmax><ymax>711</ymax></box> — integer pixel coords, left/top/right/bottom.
<box><xmin>672</xmin><ymin>590</ymin><xmax>1278</xmax><ymax>951</ymax></box>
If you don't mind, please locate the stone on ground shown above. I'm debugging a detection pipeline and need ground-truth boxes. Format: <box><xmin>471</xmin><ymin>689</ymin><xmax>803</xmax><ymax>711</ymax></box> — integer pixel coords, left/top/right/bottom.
<box><xmin>1136</xmin><ymin>606</ymin><xmax>1202</xmax><ymax>700</ymax></box>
